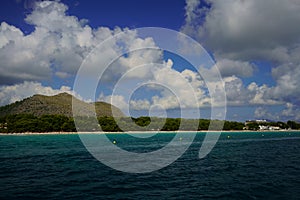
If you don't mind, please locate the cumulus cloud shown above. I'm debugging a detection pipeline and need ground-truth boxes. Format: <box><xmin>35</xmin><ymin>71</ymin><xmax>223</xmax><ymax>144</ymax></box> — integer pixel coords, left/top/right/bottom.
<box><xmin>0</xmin><ymin>22</ymin><xmax>52</xmax><ymax>84</ymax></box>
<box><xmin>183</xmin><ymin>0</ymin><xmax>300</xmax><ymax>61</ymax></box>
<box><xmin>99</xmin><ymin>59</ymin><xmax>212</xmax><ymax>112</ymax></box>
<box><xmin>115</xmin><ymin>36</ymin><xmax>162</xmax><ymax>80</ymax></box>
<box><xmin>254</xmin><ymin>107</ymin><xmax>278</xmax><ymax>121</ymax></box>
<box><xmin>98</xmin><ymin>93</ymin><xmax>129</xmax><ymax>111</ymax></box>
<box><xmin>99</xmin><ymin>58</ymin><xmax>284</xmax><ymax>112</ymax></box>
<box><xmin>0</xmin><ymin>81</ymin><xmax>76</xmax><ymax>106</ymax></box>
<box><xmin>1</xmin><ymin>0</ymin><xmax>300</xmax><ymax>121</ymax></box>
<box><xmin>281</xmin><ymin>103</ymin><xmax>300</xmax><ymax>121</ymax></box>
<box><xmin>271</xmin><ymin>62</ymin><xmax>300</xmax><ymax>103</ymax></box>
<box><xmin>129</xmin><ymin>99</ymin><xmax>151</xmax><ymax>110</ymax></box>
<box><xmin>181</xmin><ymin>0</ymin><xmax>300</xmax><ymax>120</ymax></box>
<box><xmin>148</xmin><ymin>61</ymin><xmax>209</xmax><ymax>109</ymax></box>
<box><xmin>216</xmin><ymin>58</ymin><xmax>255</xmax><ymax>78</ymax></box>
<box><xmin>217</xmin><ymin>75</ymin><xmax>283</xmax><ymax>106</ymax></box>
<box><xmin>255</xmin><ymin>103</ymin><xmax>300</xmax><ymax>121</ymax></box>
<box><xmin>182</xmin><ymin>0</ymin><xmax>300</xmax><ymax>65</ymax></box>
<box><xmin>0</xmin><ymin>1</ymin><xmax>162</xmax><ymax>85</ymax></box>
<box><xmin>0</xmin><ymin>1</ymin><xmax>90</xmax><ymax>84</ymax></box>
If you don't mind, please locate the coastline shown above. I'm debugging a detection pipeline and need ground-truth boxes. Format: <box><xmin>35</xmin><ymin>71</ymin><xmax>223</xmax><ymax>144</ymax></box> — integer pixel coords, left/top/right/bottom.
<box><xmin>0</xmin><ymin>129</ymin><xmax>299</xmax><ymax>136</ymax></box>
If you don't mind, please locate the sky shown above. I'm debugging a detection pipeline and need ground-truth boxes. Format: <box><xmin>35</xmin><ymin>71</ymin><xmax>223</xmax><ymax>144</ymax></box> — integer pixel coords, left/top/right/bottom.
<box><xmin>0</xmin><ymin>0</ymin><xmax>300</xmax><ymax>122</ymax></box>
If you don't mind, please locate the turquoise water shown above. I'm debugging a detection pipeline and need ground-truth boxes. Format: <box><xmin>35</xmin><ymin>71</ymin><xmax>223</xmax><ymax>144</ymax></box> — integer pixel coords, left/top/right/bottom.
<box><xmin>0</xmin><ymin>132</ymin><xmax>300</xmax><ymax>199</ymax></box>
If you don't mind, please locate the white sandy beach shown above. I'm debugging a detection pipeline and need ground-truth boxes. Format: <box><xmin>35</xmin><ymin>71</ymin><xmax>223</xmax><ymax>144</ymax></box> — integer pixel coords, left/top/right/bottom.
<box><xmin>0</xmin><ymin>129</ymin><xmax>298</xmax><ymax>136</ymax></box>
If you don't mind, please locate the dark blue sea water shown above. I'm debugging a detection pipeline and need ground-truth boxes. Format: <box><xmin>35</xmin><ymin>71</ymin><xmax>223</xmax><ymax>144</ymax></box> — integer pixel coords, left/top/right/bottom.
<box><xmin>0</xmin><ymin>131</ymin><xmax>300</xmax><ymax>199</ymax></box>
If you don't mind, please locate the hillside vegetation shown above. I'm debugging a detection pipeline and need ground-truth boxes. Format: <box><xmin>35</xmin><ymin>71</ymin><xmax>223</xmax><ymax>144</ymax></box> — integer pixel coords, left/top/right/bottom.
<box><xmin>0</xmin><ymin>93</ymin><xmax>124</xmax><ymax>118</ymax></box>
<box><xmin>0</xmin><ymin>93</ymin><xmax>299</xmax><ymax>133</ymax></box>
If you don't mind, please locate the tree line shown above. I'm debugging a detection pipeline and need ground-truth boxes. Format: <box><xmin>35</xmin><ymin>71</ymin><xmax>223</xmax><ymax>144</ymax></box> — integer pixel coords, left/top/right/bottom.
<box><xmin>0</xmin><ymin>114</ymin><xmax>299</xmax><ymax>133</ymax></box>
<box><xmin>245</xmin><ymin>120</ymin><xmax>298</xmax><ymax>131</ymax></box>
<box><xmin>0</xmin><ymin>114</ymin><xmax>76</xmax><ymax>133</ymax></box>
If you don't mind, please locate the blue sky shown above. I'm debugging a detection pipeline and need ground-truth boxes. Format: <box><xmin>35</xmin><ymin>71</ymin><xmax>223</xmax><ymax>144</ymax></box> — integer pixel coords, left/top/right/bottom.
<box><xmin>0</xmin><ymin>0</ymin><xmax>186</xmax><ymax>31</ymax></box>
<box><xmin>0</xmin><ymin>0</ymin><xmax>300</xmax><ymax>122</ymax></box>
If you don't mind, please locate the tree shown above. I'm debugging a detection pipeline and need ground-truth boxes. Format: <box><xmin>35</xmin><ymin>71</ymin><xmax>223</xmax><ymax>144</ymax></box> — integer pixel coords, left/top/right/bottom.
<box><xmin>247</xmin><ymin>122</ymin><xmax>259</xmax><ymax>131</ymax></box>
<box><xmin>287</xmin><ymin>121</ymin><xmax>300</xmax><ymax>129</ymax></box>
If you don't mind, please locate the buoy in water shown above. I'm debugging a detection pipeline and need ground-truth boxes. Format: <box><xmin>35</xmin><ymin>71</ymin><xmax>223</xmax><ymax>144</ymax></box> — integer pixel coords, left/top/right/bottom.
<box><xmin>112</xmin><ymin>140</ymin><xmax>117</xmax><ymax>144</ymax></box>
<box><xmin>227</xmin><ymin>135</ymin><xmax>231</xmax><ymax>139</ymax></box>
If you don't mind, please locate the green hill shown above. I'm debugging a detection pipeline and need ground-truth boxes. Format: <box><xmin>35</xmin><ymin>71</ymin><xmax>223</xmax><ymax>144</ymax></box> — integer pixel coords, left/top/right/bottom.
<box><xmin>0</xmin><ymin>93</ymin><xmax>125</xmax><ymax>118</ymax></box>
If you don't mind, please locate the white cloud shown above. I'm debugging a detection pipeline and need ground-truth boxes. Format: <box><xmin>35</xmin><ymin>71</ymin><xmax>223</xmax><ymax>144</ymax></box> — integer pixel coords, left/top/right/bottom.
<box><xmin>0</xmin><ymin>1</ymin><xmax>213</xmax><ymax>115</ymax></box>
<box><xmin>0</xmin><ymin>1</ymin><xmax>87</xmax><ymax>84</ymax></box>
<box><xmin>270</xmin><ymin>62</ymin><xmax>300</xmax><ymax>103</ymax></box>
<box><xmin>255</xmin><ymin>103</ymin><xmax>300</xmax><ymax>121</ymax></box>
<box><xmin>0</xmin><ymin>81</ymin><xmax>77</xmax><ymax>106</ymax></box>
<box><xmin>130</xmin><ymin>99</ymin><xmax>151</xmax><ymax>110</ymax></box>
<box><xmin>281</xmin><ymin>103</ymin><xmax>294</xmax><ymax>117</ymax></box>
<box><xmin>0</xmin><ymin>22</ymin><xmax>52</xmax><ymax>84</ymax></box>
<box><xmin>117</xmin><ymin>35</ymin><xmax>163</xmax><ymax>79</ymax></box>
<box><xmin>183</xmin><ymin>0</ymin><xmax>300</xmax><ymax>61</ymax></box>
<box><xmin>150</xmin><ymin>62</ymin><xmax>208</xmax><ymax>109</ymax></box>
<box><xmin>0</xmin><ymin>22</ymin><xmax>23</xmax><ymax>48</ymax></box>
<box><xmin>55</xmin><ymin>71</ymin><xmax>70</xmax><ymax>79</ymax></box>
<box><xmin>223</xmin><ymin>76</ymin><xmax>249</xmax><ymax>106</ymax></box>
<box><xmin>98</xmin><ymin>93</ymin><xmax>129</xmax><ymax>111</ymax></box>
<box><xmin>254</xmin><ymin>107</ymin><xmax>278</xmax><ymax>121</ymax></box>
<box><xmin>216</xmin><ymin>58</ymin><xmax>255</xmax><ymax>78</ymax></box>
<box><xmin>181</xmin><ymin>0</ymin><xmax>300</xmax><ymax>119</ymax></box>
<box><xmin>99</xmin><ymin>59</ymin><xmax>212</xmax><ymax>111</ymax></box>
<box><xmin>247</xmin><ymin>82</ymin><xmax>282</xmax><ymax>106</ymax></box>
<box><xmin>219</xmin><ymin>75</ymin><xmax>282</xmax><ymax>106</ymax></box>
<box><xmin>281</xmin><ymin>103</ymin><xmax>300</xmax><ymax>121</ymax></box>
<box><xmin>25</xmin><ymin>1</ymin><xmax>81</xmax><ymax>32</ymax></box>
<box><xmin>99</xmin><ymin>59</ymin><xmax>281</xmax><ymax>111</ymax></box>
<box><xmin>0</xmin><ymin>1</ymin><xmax>163</xmax><ymax>85</ymax></box>
<box><xmin>1</xmin><ymin>0</ymin><xmax>299</xmax><ymax>121</ymax></box>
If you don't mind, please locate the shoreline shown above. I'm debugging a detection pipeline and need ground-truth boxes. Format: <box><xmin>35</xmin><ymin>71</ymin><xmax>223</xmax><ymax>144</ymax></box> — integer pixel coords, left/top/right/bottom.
<box><xmin>0</xmin><ymin>129</ymin><xmax>299</xmax><ymax>136</ymax></box>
